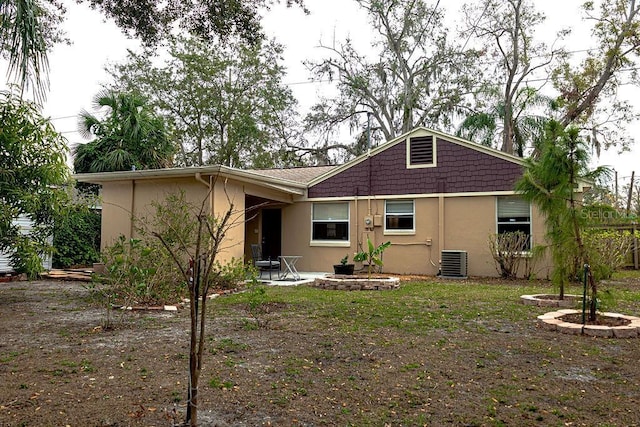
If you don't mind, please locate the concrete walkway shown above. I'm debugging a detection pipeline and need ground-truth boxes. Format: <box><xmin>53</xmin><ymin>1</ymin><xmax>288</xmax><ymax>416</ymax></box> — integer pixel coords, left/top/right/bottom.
<box><xmin>258</xmin><ymin>272</ymin><xmax>329</xmax><ymax>286</ymax></box>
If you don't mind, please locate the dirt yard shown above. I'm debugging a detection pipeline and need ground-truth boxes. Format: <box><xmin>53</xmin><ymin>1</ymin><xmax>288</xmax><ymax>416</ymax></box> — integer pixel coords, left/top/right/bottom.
<box><xmin>1</xmin><ymin>278</ymin><xmax>640</xmax><ymax>426</ymax></box>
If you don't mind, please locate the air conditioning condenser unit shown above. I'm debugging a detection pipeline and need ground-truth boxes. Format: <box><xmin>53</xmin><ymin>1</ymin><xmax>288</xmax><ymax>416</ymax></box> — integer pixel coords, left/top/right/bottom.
<box><xmin>440</xmin><ymin>250</ymin><xmax>467</xmax><ymax>279</ymax></box>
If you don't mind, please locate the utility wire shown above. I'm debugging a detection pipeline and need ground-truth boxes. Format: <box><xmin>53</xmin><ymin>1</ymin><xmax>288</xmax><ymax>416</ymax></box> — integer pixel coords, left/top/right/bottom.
<box><xmin>44</xmin><ymin>47</ymin><xmax>638</xmax><ymax>122</ymax></box>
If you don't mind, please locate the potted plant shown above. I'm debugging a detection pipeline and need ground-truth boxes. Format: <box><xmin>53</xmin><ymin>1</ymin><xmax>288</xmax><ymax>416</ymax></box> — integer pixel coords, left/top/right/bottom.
<box><xmin>333</xmin><ymin>254</ymin><xmax>354</xmax><ymax>275</ymax></box>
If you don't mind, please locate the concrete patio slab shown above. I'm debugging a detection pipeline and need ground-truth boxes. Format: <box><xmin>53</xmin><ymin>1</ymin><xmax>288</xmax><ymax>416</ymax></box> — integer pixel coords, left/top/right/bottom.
<box><xmin>259</xmin><ymin>272</ymin><xmax>329</xmax><ymax>286</ymax></box>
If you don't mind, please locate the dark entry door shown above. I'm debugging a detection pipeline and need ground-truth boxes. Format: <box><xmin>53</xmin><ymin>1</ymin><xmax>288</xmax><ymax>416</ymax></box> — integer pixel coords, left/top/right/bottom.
<box><xmin>261</xmin><ymin>209</ymin><xmax>281</xmax><ymax>260</ymax></box>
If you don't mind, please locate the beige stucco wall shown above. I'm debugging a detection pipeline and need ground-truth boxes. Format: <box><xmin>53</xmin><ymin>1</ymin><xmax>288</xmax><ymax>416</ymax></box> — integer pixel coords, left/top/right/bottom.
<box><xmin>529</xmin><ymin>202</ymin><xmax>551</xmax><ymax>280</ymax></box>
<box><xmin>98</xmin><ymin>174</ymin><xmax>552</xmax><ymax>278</ymax></box>
<box><xmin>100</xmin><ymin>181</ymin><xmax>134</xmax><ymax>246</ymax></box>
<box><xmin>443</xmin><ymin>196</ymin><xmax>496</xmax><ymax>276</ymax></box>
<box><xmin>281</xmin><ymin>197</ymin><xmax>441</xmax><ymax>275</ymax></box>
<box><xmin>281</xmin><ymin>201</ymin><xmax>313</xmax><ymax>267</ymax></box>
<box><xmin>99</xmin><ymin>175</ymin><xmax>247</xmax><ymax>265</ymax></box>
<box><xmin>131</xmin><ymin>178</ymin><xmax>210</xmax><ymax>222</ymax></box>
<box><xmin>100</xmin><ymin>178</ymin><xmax>210</xmax><ymax>249</ymax></box>
<box><xmin>282</xmin><ymin>195</ymin><xmax>552</xmax><ymax>277</ymax></box>
<box><xmin>244</xmin><ymin>211</ymin><xmax>261</xmax><ymax>259</ymax></box>
<box><xmin>212</xmin><ymin>179</ymin><xmax>246</xmax><ymax>263</ymax></box>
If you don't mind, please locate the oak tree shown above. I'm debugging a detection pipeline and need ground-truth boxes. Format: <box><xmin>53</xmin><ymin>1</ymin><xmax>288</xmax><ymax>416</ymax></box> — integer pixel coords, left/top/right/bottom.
<box><xmin>553</xmin><ymin>0</ymin><xmax>640</xmax><ymax>153</ymax></box>
<box><xmin>108</xmin><ymin>36</ymin><xmax>297</xmax><ymax>168</ymax></box>
<box><xmin>459</xmin><ymin>0</ymin><xmax>564</xmax><ymax>155</ymax></box>
<box><xmin>304</xmin><ymin>0</ymin><xmax>480</xmax><ymax>161</ymax></box>
<box><xmin>1</xmin><ymin>0</ymin><xmax>305</xmax><ymax>101</ymax></box>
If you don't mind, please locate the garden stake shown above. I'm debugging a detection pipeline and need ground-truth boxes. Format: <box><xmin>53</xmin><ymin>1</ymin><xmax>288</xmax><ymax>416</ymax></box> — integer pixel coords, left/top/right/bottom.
<box><xmin>582</xmin><ymin>264</ymin><xmax>589</xmax><ymax>325</ymax></box>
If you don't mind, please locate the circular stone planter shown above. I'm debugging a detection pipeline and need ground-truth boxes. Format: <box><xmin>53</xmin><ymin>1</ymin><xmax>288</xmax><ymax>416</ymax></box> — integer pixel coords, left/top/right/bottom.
<box><xmin>521</xmin><ymin>294</ymin><xmax>582</xmax><ymax>308</ymax></box>
<box><xmin>537</xmin><ymin>309</ymin><xmax>640</xmax><ymax>338</ymax></box>
<box><xmin>312</xmin><ymin>275</ymin><xmax>400</xmax><ymax>291</ymax></box>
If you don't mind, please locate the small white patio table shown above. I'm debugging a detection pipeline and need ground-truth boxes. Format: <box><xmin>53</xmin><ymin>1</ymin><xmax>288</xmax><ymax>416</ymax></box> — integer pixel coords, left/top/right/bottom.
<box><xmin>278</xmin><ymin>255</ymin><xmax>302</xmax><ymax>280</ymax></box>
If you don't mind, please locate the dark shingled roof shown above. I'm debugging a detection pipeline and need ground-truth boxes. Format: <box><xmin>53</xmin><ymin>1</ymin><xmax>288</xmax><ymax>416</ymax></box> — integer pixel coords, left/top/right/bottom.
<box><xmin>247</xmin><ymin>165</ymin><xmax>337</xmax><ymax>184</ymax></box>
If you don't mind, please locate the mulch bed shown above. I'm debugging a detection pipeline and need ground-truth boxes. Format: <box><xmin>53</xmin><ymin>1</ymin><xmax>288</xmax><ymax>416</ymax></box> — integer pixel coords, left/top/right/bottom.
<box><xmin>560</xmin><ymin>312</ymin><xmax>631</xmax><ymax>327</ymax></box>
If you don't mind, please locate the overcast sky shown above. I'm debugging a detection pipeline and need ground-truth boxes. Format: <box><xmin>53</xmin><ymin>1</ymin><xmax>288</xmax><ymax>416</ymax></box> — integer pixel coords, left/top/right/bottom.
<box><xmin>1</xmin><ymin>0</ymin><xmax>637</xmax><ymax>192</ymax></box>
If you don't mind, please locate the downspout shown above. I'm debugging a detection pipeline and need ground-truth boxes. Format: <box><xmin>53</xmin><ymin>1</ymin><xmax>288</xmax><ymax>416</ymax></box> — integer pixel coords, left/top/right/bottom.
<box><xmin>438</xmin><ymin>194</ymin><xmax>444</xmax><ymax>272</ymax></box>
<box><xmin>129</xmin><ymin>180</ymin><xmax>136</xmax><ymax>239</ymax></box>
<box><xmin>195</xmin><ymin>172</ymin><xmax>213</xmax><ymax>215</ymax></box>
<box><xmin>366</xmin><ymin>150</ymin><xmax>374</xmax><ymax>252</ymax></box>
<box><xmin>366</xmin><ymin>112</ymin><xmax>372</xmax><ymax>218</ymax></box>
<box><xmin>367</xmin><ymin>151</ymin><xmax>372</xmax><ymax>218</ymax></box>
<box><xmin>195</xmin><ymin>172</ymin><xmax>209</xmax><ymax>188</ymax></box>
<box><xmin>209</xmin><ymin>175</ymin><xmax>214</xmax><ymax>215</ymax></box>
<box><xmin>354</xmin><ymin>194</ymin><xmax>359</xmax><ymax>253</ymax></box>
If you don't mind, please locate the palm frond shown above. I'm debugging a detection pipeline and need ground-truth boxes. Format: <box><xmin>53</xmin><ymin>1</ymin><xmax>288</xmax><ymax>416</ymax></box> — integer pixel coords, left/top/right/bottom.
<box><xmin>77</xmin><ymin>109</ymin><xmax>101</xmax><ymax>139</ymax></box>
<box><xmin>0</xmin><ymin>0</ymin><xmax>50</xmax><ymax>101</ymax></box>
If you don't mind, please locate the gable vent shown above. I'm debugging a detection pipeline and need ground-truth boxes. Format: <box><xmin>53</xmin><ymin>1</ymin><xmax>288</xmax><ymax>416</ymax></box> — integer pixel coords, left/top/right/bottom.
<box><xmin>409</xmin><ymin>136</ymin><xmax>434</xmax><ymax>165</ymax></box>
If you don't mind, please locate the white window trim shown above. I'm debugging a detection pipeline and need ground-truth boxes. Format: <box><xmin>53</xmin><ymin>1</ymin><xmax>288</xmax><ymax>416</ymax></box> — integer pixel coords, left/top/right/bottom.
<box><xmin>384</xmin><ymin>200</ymin><xmax>416</xmax><ymax>235</ymax></box>
<box><xmin>406</xmin><ymin>136</ymin><xmax>437</xmax><ymax>169</ymax></box>
<box><xmin>309</xmin><ymin>240</ymin><xmax>351</xmax><ymax>248</ymax></box>
<box><xmin>310</xmin><ymin>202</ymin><xmax>350</xmax><ymax>246</ymax></box>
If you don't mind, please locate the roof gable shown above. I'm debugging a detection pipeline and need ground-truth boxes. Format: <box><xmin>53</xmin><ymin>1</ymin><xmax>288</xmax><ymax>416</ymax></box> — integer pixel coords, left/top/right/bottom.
<box><xmin>308</xmin><ymin>127</ymin><xmax>525</xmax><ymax>198</ymax></box>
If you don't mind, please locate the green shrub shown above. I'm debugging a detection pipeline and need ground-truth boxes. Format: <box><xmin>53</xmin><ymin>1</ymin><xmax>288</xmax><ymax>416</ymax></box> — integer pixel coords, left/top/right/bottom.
<box><xmin>52</xmin><ymin>206</ymin><xmax>101</xmax><ymax>268</ymax></box>
<box><xmin>99</xmin><ymin>235</ymin><xmax>187</xmax><ymax>306</ymax></box>
<box><xmin>583</xmin><ymin>229</ymin><xmax>634</xmax><ymax>281</ymax></box>
<box><xmin>10</xmin><ymin>233</ymin><xmax>50</xmax><ymax>279</ymax></box>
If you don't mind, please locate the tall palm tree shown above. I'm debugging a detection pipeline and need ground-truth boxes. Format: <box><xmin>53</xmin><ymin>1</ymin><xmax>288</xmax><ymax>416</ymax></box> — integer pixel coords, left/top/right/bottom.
<box><xmin>74</xmin><ymin>90</ymin><xmax>175</xmax><ymax>173</ymax></box>
<box><xmin>457</xmin><ymin>87</ymin><xmax>554</xmax><ymax>157</ymax></box>
<box><xmin>0</xmin><ymin>0</ymin><xmax>59</xmax><ymax>101</ymax></box>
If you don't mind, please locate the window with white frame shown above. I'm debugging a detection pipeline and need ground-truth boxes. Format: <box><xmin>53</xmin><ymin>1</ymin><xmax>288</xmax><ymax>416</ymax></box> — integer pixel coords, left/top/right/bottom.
<box><xmin>312</xmin><ymin>202</ymin><xmax>349</xmax><ymax>241</ymax></box>
<box><xmin>497</xmin><ymin>196</ymin><xmax>531</xmax><ymax>249</ymax></box>
<box><xmin>385</xmin><ymin>200</ymin><xmax>415</xmax><ymax>233</ymax></box>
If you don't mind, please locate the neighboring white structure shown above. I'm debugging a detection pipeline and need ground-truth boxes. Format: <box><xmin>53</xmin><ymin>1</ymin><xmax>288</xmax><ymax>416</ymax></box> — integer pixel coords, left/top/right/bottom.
<box><xmin>0</xmin><ymin>216</ymin><xmax>52</xmax><ymax>273</ymax></box>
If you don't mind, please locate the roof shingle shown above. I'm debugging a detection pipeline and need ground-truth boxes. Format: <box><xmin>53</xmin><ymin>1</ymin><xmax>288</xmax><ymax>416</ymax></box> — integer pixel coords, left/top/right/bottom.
<box><xmin>246</xmin><ymin>165</ymin><xmax>336</xmax><ymax>184</ymax></box>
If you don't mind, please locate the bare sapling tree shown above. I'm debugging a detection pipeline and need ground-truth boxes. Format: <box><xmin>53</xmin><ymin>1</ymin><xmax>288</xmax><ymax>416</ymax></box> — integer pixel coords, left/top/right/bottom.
<box><xmin>149</xmin><ymin>180</ymin><xmax>248</xmax><ymax>426</ymax></box>
<box><xmin>488</xmin><ymin>231</ymin><xmax>530</xmax><ymax>279</ymax></box>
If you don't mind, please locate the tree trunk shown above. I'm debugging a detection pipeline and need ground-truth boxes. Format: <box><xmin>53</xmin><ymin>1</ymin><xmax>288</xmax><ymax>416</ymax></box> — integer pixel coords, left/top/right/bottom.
<box><xmin>500</xmin><ymin>0</ymin><xmax>520</xmax><ymax>156</ymax></box>
<box><xmin>588</xmin><ymin>271</ymin><xmax>598</xmax><ymax>322</ymax></box>
<box><xmin>502</xmin><ymin>99</ymin><xmax>515</xmax><ymax>155</ymax></box>
<box><xmin>186</xmin><ymin>259</ymin><xmax>199</xmax><ymax>425</ymax></box>
<box><xmin>567</xmin><ymin>138</ymin><xmax>595</xmax><ymax>316</ymax></box>
<box><xmin>627</xmin><ymin>171</ymin><xmax>635</xmax><ymax>216</ymax></box>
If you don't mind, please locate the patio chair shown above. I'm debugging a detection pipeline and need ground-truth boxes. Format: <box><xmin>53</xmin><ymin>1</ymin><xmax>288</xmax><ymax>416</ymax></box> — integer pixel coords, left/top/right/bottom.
<box><xmin>250</xmin><ymin>244</ymin><xmax>280</xmax><ymax>280</ymax></box>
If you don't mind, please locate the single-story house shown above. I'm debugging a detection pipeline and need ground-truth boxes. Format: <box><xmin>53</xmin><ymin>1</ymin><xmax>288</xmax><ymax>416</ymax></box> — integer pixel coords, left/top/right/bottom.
<box><xmin>74</xmin><ymin>127</ymin><xmax>569</xmax><ymax>277</ymax></box>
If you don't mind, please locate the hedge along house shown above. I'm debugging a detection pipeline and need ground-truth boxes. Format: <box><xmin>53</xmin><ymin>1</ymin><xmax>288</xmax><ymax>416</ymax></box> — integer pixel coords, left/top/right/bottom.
<box><xmin>0</xmin><ymin>216</ymin><xmax>53</xmax><ymax>273</ymax></box>
<box><xmin>74</xmin><ymin>127</ymin><xmax>559</xmax><ymax>277</ymax></box>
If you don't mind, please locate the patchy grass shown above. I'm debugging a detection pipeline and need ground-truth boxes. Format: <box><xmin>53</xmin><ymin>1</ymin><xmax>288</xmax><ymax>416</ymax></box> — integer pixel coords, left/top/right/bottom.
<box><xmin>2</xmin><ymin>278</ymin><xmax>640</xmax><ymax>426</ymax></box>
<box><xmin>613</xmin><ymin>269</ymin><xmax>640</xmax><ymax>280</ymax></box>
<box><xmin>215</xmin><ymin>279</ymin><xmax>585</xmax><ymax>332</ymax></box>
